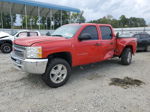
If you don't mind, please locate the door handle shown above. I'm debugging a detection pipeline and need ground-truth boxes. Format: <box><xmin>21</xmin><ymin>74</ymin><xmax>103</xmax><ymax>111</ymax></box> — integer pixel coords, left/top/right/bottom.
<box><xmin>110</xmin><ymin>42</ymin><xmax>114</xmax><ymax>45</ymax></box>
<box><xmin>94</xmin><ymin>43</ymin><xmax>101</xmax><ymax>46</ymax></box>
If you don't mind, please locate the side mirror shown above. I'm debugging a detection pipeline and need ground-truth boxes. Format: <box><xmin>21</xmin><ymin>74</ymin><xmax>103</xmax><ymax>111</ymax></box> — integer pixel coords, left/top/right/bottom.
<box><xmin>16</xmin><ymin>34</ymin><xmax>19</xmax><ymax>37</ymax></box>
<box><xmin>46</xmin><ymin>32</ymin><xmax>51</xmax><ymax>36</ymax></box>
<box><xmin>116</xmin><ymin>32</ymin><xmax>119</xmax><ymax>38</ymax></box>
<box><xmin>78</xmin><ymin>33</ymin><xmax>92</xmax><ymax>41</ymax></box>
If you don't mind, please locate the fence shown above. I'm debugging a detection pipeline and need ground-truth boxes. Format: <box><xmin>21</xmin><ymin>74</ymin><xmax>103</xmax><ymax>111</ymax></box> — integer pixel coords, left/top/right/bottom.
<box><xmin>1</xmin><ymin>27</ymin><xmax>150</xmax><ymax>36</ymax></box>
<box><xmin>114</xmin><ymin>27</ymin><xmax>150</xmax><ymax>35</ymax></box>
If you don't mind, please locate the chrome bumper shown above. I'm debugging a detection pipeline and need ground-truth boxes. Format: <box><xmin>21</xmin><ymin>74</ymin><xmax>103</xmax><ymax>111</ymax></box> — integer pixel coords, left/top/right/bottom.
<box><xmin>11</xmin><ymin>53</ymin><xmax>48</xmax><ymax>74</ymax></box>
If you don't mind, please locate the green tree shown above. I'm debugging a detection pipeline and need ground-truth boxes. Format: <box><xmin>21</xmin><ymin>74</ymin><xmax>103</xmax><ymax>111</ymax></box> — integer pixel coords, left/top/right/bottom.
<box><xmin>119</xmin><ymin>15</ymin><xmax>128</xmax><ymax>27</ymax></box>
<box><xmin>0</xmin><ymin>14</ymin><xmax>16</xmax><ymax>28</ymax></box>
<box><xmin>70</xmin><ymin>13</ymin><xmax>86</xmax><ymax>23</ymax></box>
<box><xmin>89</xmin><ymin>15</ymin><xmax>147</xmax><ymax>28</ymax></box>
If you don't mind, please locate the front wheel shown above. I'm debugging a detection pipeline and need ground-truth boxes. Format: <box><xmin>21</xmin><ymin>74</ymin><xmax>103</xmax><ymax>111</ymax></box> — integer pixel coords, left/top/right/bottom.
<box><xmin>42</xmin><ymin>58</ymin><xmax>71</xmax><ymax>88</ymax></box>
<box><xmin>121</xmin><ymin>48</ymin><xmax>132</xmax><ymax>65</ymax></box>
<box><xmin>1</xmin><ymin>43</ymin><xmax>12</xmax><ymax>53</ymax></box>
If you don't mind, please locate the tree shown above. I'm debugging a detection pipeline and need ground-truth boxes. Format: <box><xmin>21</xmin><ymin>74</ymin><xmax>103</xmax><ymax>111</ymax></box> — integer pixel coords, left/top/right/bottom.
<box><xmin>119</xmin><ymin>15</ymin><xmax>128</xmax><ymax>27</ymax></box>
<box><xmin>70</xmin><ymin>13</ymin><xmax>86</xmax><ymax>23</ymax></box>
<box><xmin>88</xmin><ymin>15</ymin><xmax>147</xmax><ymax>28</ymax></box>
<box><xmin>0</xmin><ymin>14</ymin><xmax>16</xmax><ymax>28</ymax></box>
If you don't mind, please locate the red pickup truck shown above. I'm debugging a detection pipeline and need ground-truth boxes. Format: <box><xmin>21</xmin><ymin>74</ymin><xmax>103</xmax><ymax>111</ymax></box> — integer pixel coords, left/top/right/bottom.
<box><xmin>11</xmin><ymin>23</ymin><xmax>137</xmax><ymax>88</ymax></box>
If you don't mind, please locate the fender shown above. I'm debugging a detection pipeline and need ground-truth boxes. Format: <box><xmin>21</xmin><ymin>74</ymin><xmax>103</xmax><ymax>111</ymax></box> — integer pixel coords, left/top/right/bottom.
<box><xmin>115</xmin><ymin>38</ymin><xmax>137</xmax><ymax>56</ymax></box>
<box><xmin>0</xmin><ymin>39</ymin><xmax>13</xmax><ymax>47</ymax></box>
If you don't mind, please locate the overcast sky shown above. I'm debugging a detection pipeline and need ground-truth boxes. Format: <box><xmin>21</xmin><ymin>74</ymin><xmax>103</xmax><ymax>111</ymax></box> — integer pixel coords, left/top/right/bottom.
<box><xmin>36</xmin><ymin>0</ymin><xmax>150</xmax><ymax>24</ymax></box>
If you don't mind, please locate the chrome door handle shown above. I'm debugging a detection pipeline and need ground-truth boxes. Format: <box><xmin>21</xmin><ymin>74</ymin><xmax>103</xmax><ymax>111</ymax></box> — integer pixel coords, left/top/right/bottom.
<box><xmin>94</xmin><ymin>43</ymin><xmax>101</xmax><ymax>46</ymax></box>
<box><xmin>110</xmin><ymin>42</ymin><xmax>114</xmax><ymax>45</ymax></box>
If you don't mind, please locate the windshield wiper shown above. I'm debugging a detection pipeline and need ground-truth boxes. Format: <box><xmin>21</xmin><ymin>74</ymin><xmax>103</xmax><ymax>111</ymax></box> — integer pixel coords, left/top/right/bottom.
<box><xmin>51</xmin><ymin>34</ymin><xmax>63</xmax><ymax>37</ymax></box>
<box><xmin>51</xmin><ymin>34</ymin><xmax>70</xmax><ymax>39</ymax></box>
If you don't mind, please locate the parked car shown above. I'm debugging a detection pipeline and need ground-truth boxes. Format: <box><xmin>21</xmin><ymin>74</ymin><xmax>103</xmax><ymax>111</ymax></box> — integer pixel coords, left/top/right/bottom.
<box><xmin>0</xmin><ymin>30</ymin><xmax>41</xmax><ymax>53</ymax></box>
<box><xmin>117</xmin><ymin>33</ymin><xmax>133</xmax><ymax>38</ymax></box>
<box><xmin>0</xmin><ymin>32</ymin><xmax>11</xmax><ymax>38</ymax></box>
<box><xmin>132</xmin><ymin>32</ymin><xmax>150</xmax><ymax>51</ymax></box>
<box><xmin>11</xmin><ymin>23</ymin><xmax>137</xmax><ymax>88</ymax></box>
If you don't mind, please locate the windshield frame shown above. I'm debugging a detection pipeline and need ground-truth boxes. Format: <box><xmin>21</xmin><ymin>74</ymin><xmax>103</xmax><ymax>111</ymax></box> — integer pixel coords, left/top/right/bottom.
<box><xmin>12</xmin><ymin>32</ymin><xmax>18</xmax><ymax>36</ymax></box>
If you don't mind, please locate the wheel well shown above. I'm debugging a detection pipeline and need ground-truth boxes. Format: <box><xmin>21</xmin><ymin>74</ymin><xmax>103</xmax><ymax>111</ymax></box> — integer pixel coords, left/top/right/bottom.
<box><xmin>124</xmin><ymin>45</ymin><xmax>133</xmax><ymax>53</ymax></box>
<box><xmin>120</xmin><ymin>45</ymin><xmax>133</xmax><ymax>57</ymax></box>
<box><xmin>0</xmin><ymin>40</ymin><xmax>12</xmax><ymax>48</ymax></box>
<box><xmin>47</xmin><ymin>52</ymin><xmax>72</xmax><ymax>66</ymax></box>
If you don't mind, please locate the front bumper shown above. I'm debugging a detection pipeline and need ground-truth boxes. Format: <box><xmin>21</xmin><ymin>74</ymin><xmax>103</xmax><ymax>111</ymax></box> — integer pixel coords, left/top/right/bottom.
<box><xmin>11</xmin><ymin>53</ymin><xmax>48</xmax><ymax>74</ymax></box>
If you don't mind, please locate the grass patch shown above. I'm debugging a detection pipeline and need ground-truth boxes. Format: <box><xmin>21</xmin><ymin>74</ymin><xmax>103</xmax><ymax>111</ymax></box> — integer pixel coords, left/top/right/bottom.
<box><xmin>109</xmin><ymin>77</ymin><xmax>145</xmax><ymax>89</ymax></box>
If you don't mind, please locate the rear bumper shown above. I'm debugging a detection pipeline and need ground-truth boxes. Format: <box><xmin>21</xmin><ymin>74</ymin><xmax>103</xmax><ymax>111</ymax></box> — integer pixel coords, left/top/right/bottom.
<box><xmin>11</xmin><ymin>53</ymin><xmax>48</xmax><ymax>74</ymax></box>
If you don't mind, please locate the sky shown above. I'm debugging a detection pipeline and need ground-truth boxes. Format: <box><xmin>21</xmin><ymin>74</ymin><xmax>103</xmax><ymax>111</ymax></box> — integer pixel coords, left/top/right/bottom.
<box><xmin>35</xmin><ymin>0</ymin><xmax>150</xmax><ymax>24</ymax></box>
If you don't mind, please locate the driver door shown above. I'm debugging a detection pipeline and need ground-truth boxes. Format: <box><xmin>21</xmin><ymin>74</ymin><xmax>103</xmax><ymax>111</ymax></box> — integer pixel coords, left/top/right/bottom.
<box><xmin>75</xmin><ymin>25</ymin><xmax>103</xmax><ymax>66</ymax></box>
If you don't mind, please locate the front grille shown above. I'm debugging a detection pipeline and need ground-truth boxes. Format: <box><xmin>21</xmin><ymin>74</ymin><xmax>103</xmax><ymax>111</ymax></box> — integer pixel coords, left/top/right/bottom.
<box><xmin>13</xmin><ymin>44</ymin><xmax>26</xmax><ymax>59</ymax></box>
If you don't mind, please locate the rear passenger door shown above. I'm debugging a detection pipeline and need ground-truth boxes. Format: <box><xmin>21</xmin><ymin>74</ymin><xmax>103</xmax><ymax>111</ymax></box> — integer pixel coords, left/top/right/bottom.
<box><xmin>99</xmin><ymin>26</ymin><xmax>116</xmax><ymax>60</ymax></box>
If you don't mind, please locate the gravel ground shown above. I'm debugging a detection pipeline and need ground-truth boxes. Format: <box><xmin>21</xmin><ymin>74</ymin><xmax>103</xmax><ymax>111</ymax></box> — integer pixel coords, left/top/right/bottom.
<box><xmin>0</xmin><ymin>52</ymin><xmax>150</xmax><ymax>112</ymax></box>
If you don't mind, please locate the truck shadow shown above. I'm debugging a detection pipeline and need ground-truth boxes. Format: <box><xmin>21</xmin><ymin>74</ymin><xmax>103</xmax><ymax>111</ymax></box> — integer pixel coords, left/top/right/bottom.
<box><xmin>71</xmin><ymin>59</ymin><xmax>120</xmax><ymax>81</ymax></box>
<box><xmin>22</xmin><ymin>58</ymin><xmax>124</xmax><ymax>89</ymax></box>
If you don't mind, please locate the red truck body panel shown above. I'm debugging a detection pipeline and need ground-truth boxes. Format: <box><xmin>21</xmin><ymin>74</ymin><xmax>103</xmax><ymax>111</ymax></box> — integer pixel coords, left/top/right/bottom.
<box><xmin>14</xmin><ymin>23</ymin><xmax>137</xmax><ymax>67</ymax></box>
<box><xmin>115</xmin><ymin>38</ymin><xmax>137</xmax><ymax>56</ymax></box>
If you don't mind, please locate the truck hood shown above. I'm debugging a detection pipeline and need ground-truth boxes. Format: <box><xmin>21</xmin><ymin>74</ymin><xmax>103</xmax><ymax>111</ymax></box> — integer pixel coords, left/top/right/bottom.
<box><xmin>14</xmin><ymin>36</ymin><xmax>67</xmax><ymax>46</ymax></box>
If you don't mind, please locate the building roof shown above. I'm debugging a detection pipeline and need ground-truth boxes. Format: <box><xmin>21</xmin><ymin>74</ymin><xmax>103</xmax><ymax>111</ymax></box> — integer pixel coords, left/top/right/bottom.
<box><xmin>0</xmin><ymin>0</ymin><xmax>80</xmax><ymax>17</ymax></box>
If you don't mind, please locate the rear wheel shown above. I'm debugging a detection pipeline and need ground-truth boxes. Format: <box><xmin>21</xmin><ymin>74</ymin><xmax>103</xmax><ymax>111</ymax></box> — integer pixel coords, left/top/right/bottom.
<box><xmin>42</xmin><ymin>58</ymin><xmax>71</xmax><ymax>88</ymax></box>
<box><xmin>1</xmin><ymin>43</ymin><xmax>12</xmax><ymax>53</ymax></box>
<box><xmin>121</xmin><ymin>48</ymin><xmax>132</xmax><ymax>65</ymax></box>
<box><xmin>144</xmin><ymin>46</ymin><xmax>148</xmax><ymax>52</ymax></box>
<box><xmin>147</xmin><ymin>46</ymin><xmax>150</xmax><ymax>51</ymax></box>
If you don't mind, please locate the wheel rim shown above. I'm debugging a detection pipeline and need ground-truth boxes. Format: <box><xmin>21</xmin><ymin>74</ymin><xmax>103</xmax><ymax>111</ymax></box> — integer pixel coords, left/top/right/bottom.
<box><xmin>50</xmin><ymin>64</ymin><xmax>67</xmax><ymax>84</ymax></box>
<box><xmin>3</xmin><ymin>46</ymin><xmax>11</xmax><ymax>53</ymax></box>
<box><xmin>127</xmin><ymin>51</ymin><xmax>132</xmax><ymax>63</ymax></box>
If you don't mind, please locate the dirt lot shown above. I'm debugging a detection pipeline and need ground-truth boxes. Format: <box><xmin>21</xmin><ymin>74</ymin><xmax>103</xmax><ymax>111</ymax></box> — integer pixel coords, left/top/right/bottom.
<box><xmin>0</xmin><ymin>52</ymin><xmax>150</xmax><ymax>112</ymax></box>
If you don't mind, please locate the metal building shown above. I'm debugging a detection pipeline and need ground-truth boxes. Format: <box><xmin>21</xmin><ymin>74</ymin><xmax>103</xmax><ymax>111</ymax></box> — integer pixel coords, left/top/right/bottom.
<box><xmin>0</xmin><ymin>0</ymin><xmax>81</xmax><ymax>30</ymax></box>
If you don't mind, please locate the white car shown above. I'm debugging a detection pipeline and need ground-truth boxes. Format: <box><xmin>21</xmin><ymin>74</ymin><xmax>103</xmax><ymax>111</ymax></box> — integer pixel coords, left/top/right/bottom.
<box><xmin>0</xmin><ymin>30</ymin><xmax>41</xmax><ymax>53</ymax></box>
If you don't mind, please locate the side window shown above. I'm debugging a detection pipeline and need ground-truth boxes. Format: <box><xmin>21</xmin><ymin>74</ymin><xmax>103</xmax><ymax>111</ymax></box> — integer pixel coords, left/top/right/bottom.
<box><xmin>30</xmin><ymin>32</ymin><xmax>38</xmax><ymax>36</ymax></box>
<box><xmin>17</xmin><ymin>32</ymin><xmax>28</xmax><ymax>38</ymax></box>
<box><xmin>100</xmin><ymin>26</ymin><xmax>112</xmax><ymax>40</ymax></box>
<box><xmin>141</xmin><ymin>34</ymin><xmax>149</xmax><ymax>39</ymax></box>
<box><xmin>80</xmin><ymin>26</ymin><xmax>98</xmax><ymax>40</ymax></box>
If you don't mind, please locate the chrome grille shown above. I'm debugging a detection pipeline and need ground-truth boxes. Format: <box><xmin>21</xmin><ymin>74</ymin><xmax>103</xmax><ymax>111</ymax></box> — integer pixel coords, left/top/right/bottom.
<box><xmin>13</xmin><ymin>44</ymin><xmax>26</xmax><ymax>59</ymax></box>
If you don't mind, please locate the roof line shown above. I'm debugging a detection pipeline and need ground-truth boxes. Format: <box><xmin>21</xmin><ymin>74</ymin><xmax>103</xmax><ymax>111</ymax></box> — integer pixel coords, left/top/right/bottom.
<box><xmin>0</xmin><ymin>0</ymin><xmax>81</xmax><ymax>13</ymax></box>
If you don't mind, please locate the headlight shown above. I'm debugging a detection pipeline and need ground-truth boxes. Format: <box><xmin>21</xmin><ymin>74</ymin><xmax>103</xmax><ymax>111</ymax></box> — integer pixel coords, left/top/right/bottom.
<box><xmin>26</xmin><ymin>47</ymin><xmax>42</xmax><ymax>58</ymax></box>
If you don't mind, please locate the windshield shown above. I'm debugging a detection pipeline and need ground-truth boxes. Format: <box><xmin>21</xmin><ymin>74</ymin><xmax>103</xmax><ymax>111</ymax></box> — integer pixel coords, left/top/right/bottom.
<box><xmin>51</xmin><ymin>25</ymin><xmax>81</xmax><ymax>38</ymax></box>
<box><xmin>12</xmin><ymin>32</ymin><xmax>17</xmax><ymax>36</ymax></box>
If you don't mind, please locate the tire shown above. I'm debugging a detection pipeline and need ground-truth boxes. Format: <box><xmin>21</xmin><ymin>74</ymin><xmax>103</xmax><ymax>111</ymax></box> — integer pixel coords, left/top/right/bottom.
<box><xmin>1</xmin><ymin>43</ymin><xmax>12</xmax><ymax>53</ymax></box>
<box><xmin>147</xmin><ymin>46</ymin><xmax>150</xmax><ymax>51</ymax></box>
<box><xmin>121</xmin><ymin>48</ymin><xmax>132</xmax><ymax>65</ymax></box>
<box><xmin>42</xmin><ymin>58</ymin><xmax>71</xmax><ymax>88</ymax></box>
<box><xmin>144</xmin><ymin>46</ymin><xmax>148</xmax><ymax>52</ymax></box>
